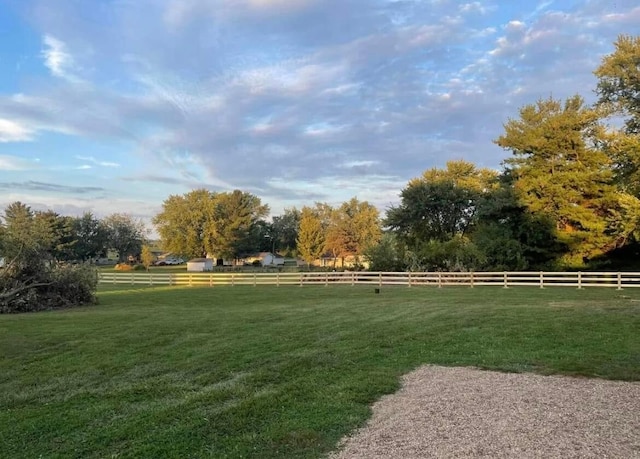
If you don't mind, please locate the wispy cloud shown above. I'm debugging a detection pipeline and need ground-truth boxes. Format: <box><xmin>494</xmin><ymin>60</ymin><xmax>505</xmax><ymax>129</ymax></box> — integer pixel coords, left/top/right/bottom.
<box><xmin>0</xmin><ymin>181</ymin><xmax>105</xmax><ymax>194</ymax></box>
<box><xmin>41</xmin><ymin>35</ymin><xmax>79</xmax><ymax>81</ymax></box>
<box><xmin>0</xmin><ymin>118</ymin><xmax>35</xmax><ymax>142</ymax></box>
<box><xmin>0</xmin><ymin>154</ymin><xmax>39</xmax><ymax>170</ymax></box>
<box><xmin>75</xmin><ymin>155</ymin><xmax>120</xmax><ymax>167</ymax></box>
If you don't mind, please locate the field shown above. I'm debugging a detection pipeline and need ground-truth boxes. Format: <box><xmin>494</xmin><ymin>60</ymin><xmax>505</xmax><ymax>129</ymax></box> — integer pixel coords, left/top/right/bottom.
<box><xmin>1</xmin><ymin>286</ymin><xmax>639</xmax><ymax>458</ymax></box>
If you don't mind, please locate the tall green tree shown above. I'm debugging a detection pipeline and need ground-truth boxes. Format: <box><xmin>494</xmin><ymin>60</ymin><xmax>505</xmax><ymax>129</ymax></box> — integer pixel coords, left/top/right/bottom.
<box><xmin>71</xmin><ymin>213</ymin><xmax>108</xmax><ymax>261</ymax></box>
<box><xmin>495</xmin><ymin>95</ymin><xmax>617</xmax><ymax>267</ymax></box>
<box><xmin>208</xmin><ymin>190</ymin><xmax>269</xmax><ymax>259</ymax></box>
<box><xmin>153</xmin><ymin>189</ymin><xmax>268</xmax><ymax>260</ymax></box>
<box><xmin>595</xmin><ymin>35</ymin><xmax>640</xmax><ymax>134</ymax></box>
<box><xmin>103</xmin><ymin>213</ymin><xmax>147</xmax><ymax>262</ymax></box>
<box><xmin>153</xmin><ymin>189</ymin><xmax>216</xmax><ymax>259</ymax></box>
<box><xmin>296</xmin><ymin>207</ymin><xmax>325</xmax><ymax>267</ymax></box>
<box><xmin>595</xmin><ymin>36</ymin><xmax>640</xmax><ymax>198</ymax></box>
<box><xmin>272</xmin><ymin>208</ymin><xmax>301</xmax><ymax>254</ymax></box>
<box><xmin>386</xmin><ymin>160</ymin><xmax>497</xmax><ymax>246</ymax></box>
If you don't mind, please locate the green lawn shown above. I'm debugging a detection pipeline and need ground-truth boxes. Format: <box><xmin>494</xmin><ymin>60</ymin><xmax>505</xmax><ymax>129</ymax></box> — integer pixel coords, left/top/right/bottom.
<box><xmin>1</xmin><ymin>286</ymin><xmax>639</xmax><ymax>458</ymax></box>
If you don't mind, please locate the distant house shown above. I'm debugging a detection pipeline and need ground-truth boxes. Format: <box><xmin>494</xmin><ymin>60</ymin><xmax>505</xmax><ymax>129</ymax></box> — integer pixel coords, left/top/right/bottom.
<box><xmin>187</xmin><ymin>258</ymin><xmax>214</xmax><ymax>272</ymax></box>
<box><xmin>241</xmin><ymin>252</ymin><xmax>285</xmax><ymax>266</ymax></box>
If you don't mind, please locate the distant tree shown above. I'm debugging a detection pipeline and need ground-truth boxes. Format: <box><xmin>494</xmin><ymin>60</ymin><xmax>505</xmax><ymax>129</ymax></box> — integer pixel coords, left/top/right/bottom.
<box><xmin>153</xmin><ymin>189</ymin><xmax>269</xmax><ymax>260</ymax></box>
<box><xmin>103</xmin><ymin>213</ymin><xmax>147</xmax><ymax>262</ymax></box>
<box><xmin>153</xmin><ymin>189</ymin><xmax>215</xmax><ymax>259</ymax></box>
<box><xmin>297</xmin><ymin>207</ymin><xmax>325</xmax><ymax>268</ymax></box>
<box><xmin>71</xmin><ymin>212</ymin><xmax>108</xmax><ymax>261</ymax></box>
<box><xmin>272</xmin><ymin>208</ymin><xmax>301</xmax><ymax>254</ymax></box>
<box><xmin>140</xmin><ymin>245</ymin><xmax>154</xmax><ymax>271</ymax></box>
<box><xmin>325</xmin><ymin>198</ymin><xmax>381</xmax><ymax>266</ymax></box>
<box><xmin>208</xmin><ymin>190</ymin><xmax>270</xmax><ymax>259</ymax></box>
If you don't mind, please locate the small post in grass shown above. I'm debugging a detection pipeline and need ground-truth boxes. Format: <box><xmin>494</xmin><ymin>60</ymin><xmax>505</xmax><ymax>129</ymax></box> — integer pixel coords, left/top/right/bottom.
<box><xmin>578</xmin><ymin>271</ymin><xmax>583</xmax><ymax>289</ymax></box>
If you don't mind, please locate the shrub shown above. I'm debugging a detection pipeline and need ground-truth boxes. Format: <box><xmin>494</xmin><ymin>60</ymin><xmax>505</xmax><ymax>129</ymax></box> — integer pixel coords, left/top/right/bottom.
<box><xmin>0</xmin><ymin>264</ymin><xmax>98</xmax><ymax>314</ymax></box>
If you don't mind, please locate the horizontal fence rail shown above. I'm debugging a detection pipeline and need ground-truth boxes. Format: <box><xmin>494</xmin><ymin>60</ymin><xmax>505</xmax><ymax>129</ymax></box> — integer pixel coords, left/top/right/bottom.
<box><xmin>99</xmin><ymin>271</ymin><xmax>640</xmax><ymax>289</ymax></box>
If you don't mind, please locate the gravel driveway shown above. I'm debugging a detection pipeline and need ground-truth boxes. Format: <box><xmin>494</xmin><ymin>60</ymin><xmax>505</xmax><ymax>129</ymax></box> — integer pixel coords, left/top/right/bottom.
<box><xmin>330</xmin><ymin>366</ymin><xmax>640</xmax><ymax>458</ymax></box>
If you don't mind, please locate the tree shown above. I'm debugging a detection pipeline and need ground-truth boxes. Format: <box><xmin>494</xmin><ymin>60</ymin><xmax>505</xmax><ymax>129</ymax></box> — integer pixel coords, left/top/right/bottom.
<box><xmin>595</xmin><ymin>35</ymin><xmax>640</xmax><ymax>134</ymax></box>
<box><xmin>0</xmin><ymin>202</ymin><xmax>97</xmax><ymax>313</ymax></box>
<box><xmin>103</xmin><ymin>213</ymin><xmax>147</xmax><ymax>262</ymax></box>
<box><xmin>140</xmin><ymin>245</ymin><xmax>154</xmax><ymax>271</ymax></box>
<box><xmin>325</xmin><ymin>198</ymin><xmax>381</xmax><ymax>266</ymax></box>
<box><xmin>271</xmin><ymin>208</ymin><xmax>301</xmax><ymax>255</ymax></box>
<box><xmin>495</xmin><ymin>95</ymin><xmax>617</xmax><ymax>267</ymax></box>
<box><xmin>71</xmin><ymin>213</ymin><xmax>108</xmax><ymax>261</ymax></box>
<box><xmin>153</xmin><ymin>189</ymin><xmax>269</xmax><ymax>260</ymax></box>
<box><xmin>386</xmin><ymin>161</ymin><xmax>497</xmax><ymax>247</ymax></box>
<box><xmin>296</xmin><ymin>207</ymin><xmax>325</xmax><ymax>267</ymax></box>
<box><xmin>153</xmin><ymin>189</ymin><xmax>216</xmax><ymax>259</ymax></box>
<box><xmin>208</xmin><ymin>190</ymin><xmax>269</xmax><ymax>259</ymax></box>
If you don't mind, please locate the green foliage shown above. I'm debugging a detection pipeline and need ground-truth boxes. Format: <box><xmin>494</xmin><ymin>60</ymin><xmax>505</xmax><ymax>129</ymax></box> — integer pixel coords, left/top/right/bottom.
<box><xmin>363</xmin><ymin>233</ymin><xmax>407</xmax><ymax>272</ymax></box>
<box><xmin>102</xmin><ymin>213</ymin><xmax>147</xmax><ymax>262</ymax></box>
<box><xmin>496</xmin><ymin>95</ymin><xmax>618</xmax><ymax>267</ymax></box>
<box><xmin>272</xmin><ymin>208</ymin><xmax>301</xmax><ymax>253</ymax></box>
<box><xmin>595</xmin><ymin>34</ymin><xmax>640</xmax><ymax>134</ymax></box>
<box><xmin>153</xmin><ymin>189</ymin><xmax>268</xmax><ymax>260</ymax></box>
<box><xmin>297</xmin><ymin>207</ymin><xmax>325</xmax><ymax>265</ymax></box>
<box><xmin>386</xmin><ymin>161</ymin><xmax>497</xmax><ymax>246</ymax></box>
<box><xmin>71</xmin><ymin>212</ymin><xmax>108</xmax><ymax>261</ymax></box>
<box><xmin>325</xmin><ymin>198</ymin><xmax>381</xmax><ymax>263</ymax></box>
<box><xmin>0</xmin><ymin>202</ymin><xmax>98</xmax><ymax>313</ymax></box>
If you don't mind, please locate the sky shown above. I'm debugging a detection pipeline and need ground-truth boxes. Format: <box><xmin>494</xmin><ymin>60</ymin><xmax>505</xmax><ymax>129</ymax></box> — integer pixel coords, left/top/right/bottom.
<box><xmin>0</xmin><ymin>0</ymin><xmax>638</xmax><ymax>232</ymax></box>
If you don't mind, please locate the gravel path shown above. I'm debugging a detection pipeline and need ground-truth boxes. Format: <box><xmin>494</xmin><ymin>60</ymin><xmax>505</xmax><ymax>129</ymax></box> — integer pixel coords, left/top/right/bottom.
<box><xmin>330</xmin><ymin>366</ymin><xmax>640</xmax><ymax>458</ymax></box>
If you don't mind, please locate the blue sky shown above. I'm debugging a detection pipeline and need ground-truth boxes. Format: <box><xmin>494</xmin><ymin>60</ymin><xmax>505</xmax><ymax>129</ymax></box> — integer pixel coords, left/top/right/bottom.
<box><xmin>0</xmin><ymin>0</ymin><xmax>638</xmax><ymax>231</ymax></box>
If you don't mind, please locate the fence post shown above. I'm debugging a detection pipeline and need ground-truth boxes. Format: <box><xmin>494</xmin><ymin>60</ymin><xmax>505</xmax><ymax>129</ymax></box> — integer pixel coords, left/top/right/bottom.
<box><xmin>351</xmin><ymin>271</ymin><xmax>355</xmax><ymax>286</ymax></box>
<box><xmin>231</xmin><ymin>273</ymin><xmax>235</xmax><ymax>286</ymax></box>
<box><xmin>470</xmin><ymin>271</ymin><xmax>474</xmax><ymax>288</ymax></box>
<box><xmin>503</xmin><ymin>272</ymin><xmax>508</xmax><ymax>289</ymax></box>
<box><xmin>617</xmin><ymin>272</ymin><xmax>622</xmax><ymax>290</ymax></box>
<box><xmin>540</xmin><ymin>271</ymin><xmax>544</xmax><ymax>289</ymax></box>
<box><xmin>209</xmin><ymin>273</ymin><xmax>213</xmax><ymax>287</ymax></box>
<box><xmin>379</xmin><ymin>272</ymin><xmax>382</xmax><ymax>287</ymax></box>
<box><xmin>189</xmin><ymin>274</ymin><xmax>192</xmax><ymax>287</ymax></box>
<box><xmin>325</xmin><ymin>272</ymin><xmax>328</xmax><ymax>287</ymax></box>
<box><xmin>277</xmin><ymin>272</ymin><xmax>280</xmax><ymax>287</ymax></box>
<box><xmin>408</xmin><ymin>272</ymin><xmax>412</xmax><ymax>288</ymax></box>
<box><xmin>438</xmin><ymin>272</ymin><xmax>442</xmax><ymax>288</ymax></box>
<box><xmin>131</xmin><ymin>273</ymin><xmax>135</xmax><ymax>285</ymax></box>
<box><xmin>253</xmin><ymin>273</ymin><xmax>257</xmax><ymax>287</ymax></box>
<box><xmin>300</xmin><ymin>273</ymin><xmax>303</xmax><ymax>287</ymax></box>
<box><xmin>577</xmin><ymin>271</ymin><xmax>582</xmax><ymax>289</ymax></box>
<box><xmin>150</xmin><ymin>273</ymin><xmax>153</xmax><ymax>286</ymax></box>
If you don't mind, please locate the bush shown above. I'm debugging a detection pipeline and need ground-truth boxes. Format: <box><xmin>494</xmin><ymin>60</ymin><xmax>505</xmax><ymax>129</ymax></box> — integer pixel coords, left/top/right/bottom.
<box><xmin>0</xmin><ymin>264</ymin><xmax>98</xmax><ymax>314</ymax></box>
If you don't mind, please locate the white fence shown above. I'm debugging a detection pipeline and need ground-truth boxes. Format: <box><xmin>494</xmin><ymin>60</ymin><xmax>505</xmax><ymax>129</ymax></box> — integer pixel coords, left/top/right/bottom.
<box><xmin>99</xmin><ymin>271</ymin><xmax>640</xmax><ymax>289</ymax></box>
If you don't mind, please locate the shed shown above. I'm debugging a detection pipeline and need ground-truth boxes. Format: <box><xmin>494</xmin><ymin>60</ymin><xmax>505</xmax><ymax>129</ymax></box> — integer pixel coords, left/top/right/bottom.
<box><xmin>187</xmin><ymin>258</ymin><xmax>214</xmax><ymax>272</ymax></box>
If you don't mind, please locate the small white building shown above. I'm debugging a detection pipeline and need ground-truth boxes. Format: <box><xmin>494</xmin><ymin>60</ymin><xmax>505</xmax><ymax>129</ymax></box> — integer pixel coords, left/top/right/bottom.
<box><xmin>187</xmin><ymin>258</ymin><xmax>214</xmax><ymax>272</ymax></box>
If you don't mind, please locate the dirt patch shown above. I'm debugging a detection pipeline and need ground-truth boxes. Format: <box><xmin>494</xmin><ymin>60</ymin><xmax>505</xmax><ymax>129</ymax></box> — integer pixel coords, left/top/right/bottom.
<box><xmin>330</xmin><ymin>366</ymin><xmax>640</xmax><ymax>458</ymax></box>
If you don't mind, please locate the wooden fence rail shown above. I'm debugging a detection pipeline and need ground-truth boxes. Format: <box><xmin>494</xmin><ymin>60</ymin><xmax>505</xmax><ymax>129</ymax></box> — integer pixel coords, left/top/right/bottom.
<box><xmin>98</xmin><ymin>271</ymin><xmax>640</xmax><ymax>289</ymax></box>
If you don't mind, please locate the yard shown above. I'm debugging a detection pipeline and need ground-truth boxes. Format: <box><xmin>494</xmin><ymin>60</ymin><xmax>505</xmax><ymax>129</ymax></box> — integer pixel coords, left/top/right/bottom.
<box><xmin>1</xmin><ymin>286</ymin><xmax>639</xmax><ymax>458</ymax></box>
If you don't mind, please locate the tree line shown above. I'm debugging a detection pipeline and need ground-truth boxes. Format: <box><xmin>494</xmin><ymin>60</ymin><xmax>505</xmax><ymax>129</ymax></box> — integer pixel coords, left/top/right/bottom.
<box><xmin>1</xmin><ymin>35</ymin><xmax>638</xmax><ymax>312</ymax></box>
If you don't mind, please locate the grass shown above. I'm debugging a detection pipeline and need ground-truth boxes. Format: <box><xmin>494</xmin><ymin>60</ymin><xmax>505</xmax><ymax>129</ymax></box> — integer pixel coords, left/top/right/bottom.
<box><xmin>1</xmin><ymin>286</ymin><xmax>639</xmax><ymax>458</ymax></box>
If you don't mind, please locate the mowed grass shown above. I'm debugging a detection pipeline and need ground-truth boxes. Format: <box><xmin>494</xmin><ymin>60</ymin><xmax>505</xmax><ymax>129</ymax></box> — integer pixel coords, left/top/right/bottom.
<box><xmin>1</xmin><ymin>286</ymin><xmax>639</xmax><ymax>458</ymax></box>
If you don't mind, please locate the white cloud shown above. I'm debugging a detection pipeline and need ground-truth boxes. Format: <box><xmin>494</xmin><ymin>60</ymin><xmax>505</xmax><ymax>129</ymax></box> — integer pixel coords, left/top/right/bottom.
<box><xmin>0</xmin><ymin>154</ymin><xmax>39</xmax><ymax>171</ymax></box>
<box><xmin>41</xmin><ymin>35</ymin><xmax>78</xmax><ymax>80</ymax></box>
<box><xmin>0</xmin><ymin>118</ymin><xmax>35</xmax><ymax>142</ymax></box>
<box><xmin>75</xmin><ymin>155</ymin><xmax>120</xmax><ymax>167</ymax></box>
